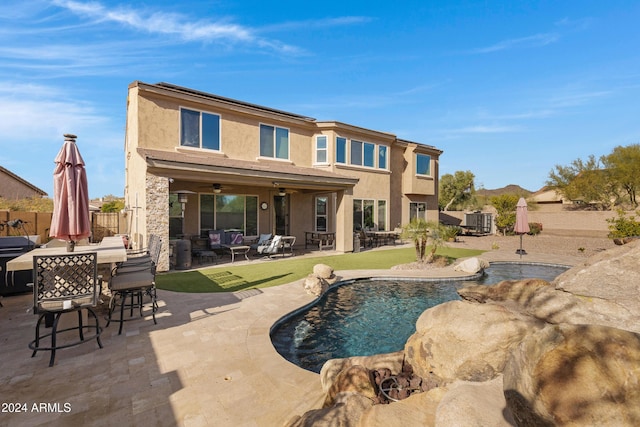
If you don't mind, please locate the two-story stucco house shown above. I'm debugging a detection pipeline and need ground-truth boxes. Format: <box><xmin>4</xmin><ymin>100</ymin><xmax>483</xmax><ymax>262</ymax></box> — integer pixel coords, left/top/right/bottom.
<box><xmin>124</xmin><ymin>81</ymin><xmax>442</xmax><ymax>271</ymax></box>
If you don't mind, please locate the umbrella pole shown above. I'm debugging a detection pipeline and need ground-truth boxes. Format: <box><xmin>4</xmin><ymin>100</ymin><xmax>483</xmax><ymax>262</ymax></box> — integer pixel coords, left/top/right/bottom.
<box><xmin>519</xmin><ymin>234</ymin><xmax>523</xmax><ymax>258</ymax></box>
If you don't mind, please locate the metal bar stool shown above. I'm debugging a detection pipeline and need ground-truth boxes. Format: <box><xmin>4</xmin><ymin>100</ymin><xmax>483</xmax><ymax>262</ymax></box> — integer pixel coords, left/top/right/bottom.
<box><xmin>29</xmin><ymin>252</ymin><xmax>103</xmax><ymax>367</ymax></box>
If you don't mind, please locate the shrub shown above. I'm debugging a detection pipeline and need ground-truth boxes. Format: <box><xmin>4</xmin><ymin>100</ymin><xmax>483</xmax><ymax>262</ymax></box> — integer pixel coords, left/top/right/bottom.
<box><xmin>441</xmin><ymin>225</ymin><xmax>462</xmax><ymax>241</ymax></box>
<box><xmin>527</xmin><ymin>222</ymin><xmax>543</xmax><ymax>235</ymax></box>
<box><xmin>606</xmin><ymin>209</ymin><xmax>640</xmax><ymax>239</ymax></box>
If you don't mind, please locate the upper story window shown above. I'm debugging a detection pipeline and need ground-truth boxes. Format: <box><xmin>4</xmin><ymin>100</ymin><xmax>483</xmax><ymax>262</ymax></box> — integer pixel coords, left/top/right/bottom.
<box><xmin>260</xmin><ymin>124</ymin><xmax>289</xmax><ymax>159</ymax></box>
<box><xmin>350</xmin><ymin>140</ymin><xmax>377</xmax><ymax>168</ymax></box>
<box><xmin>416</xmin><ymin>154</ymin><xmax>431</xmax><ymax>176</ymax></box>
<box><xmin>336</xmin><ymin>137</ymin><xmax>347</xmax><ymax>164</ymax></box>
<box><xmin>336</xmin><ymin>136</ymin><xmax>387</xmax><ymax>170</ymax></box>
<box><xmin>180</xmin><ymin>108</ymin><xmax>220</xmax><ymax>150</ymax></box>
<box><xmin>350</xmin><ymin>140</ymin><xmax>362</xmax><ymax>165</ymax></box>
<box><xmin>378</xmin><ymin>146</ymin><xmax>388</xmax><ymax>169</ymax></box>
<box><xmin>315</xmin><ymin>135</ymin><xmax>328</xmax><ymax>163</ymax></box>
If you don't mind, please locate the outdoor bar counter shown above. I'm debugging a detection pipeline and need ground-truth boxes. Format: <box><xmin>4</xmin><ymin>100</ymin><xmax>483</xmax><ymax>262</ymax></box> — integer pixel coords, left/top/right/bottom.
<box><xmin>6</xmin><ymin>236</ymin><xmax>127</xmax><ymax>272</ymax></box>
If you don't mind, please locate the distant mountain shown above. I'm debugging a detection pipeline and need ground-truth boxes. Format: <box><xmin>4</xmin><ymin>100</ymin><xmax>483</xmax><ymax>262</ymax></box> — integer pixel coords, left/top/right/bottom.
<box><xmin>475</xmin><ymin>184</ymin><xmax>533</xmax><ymax>198</ymax></box>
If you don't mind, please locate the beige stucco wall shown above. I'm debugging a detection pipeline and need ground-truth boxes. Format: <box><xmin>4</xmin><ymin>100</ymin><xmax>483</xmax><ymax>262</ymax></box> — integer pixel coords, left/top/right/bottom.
<box><xmin>442</xmin><ymin>206</ymin><xmax>620</xmax><ymax>237</ymax></box>
<box><xmin>125</xmin><ymin>82</ymin><xmax>442</xmax><ymax>268</ymax></box>
<box><xmin>124</xmin><ymin>85</ymin><xmax>150</xmax><ymax>251</ymax></box>
<box><xmin>135</xmin><ymin>90</ymin><xmax>317</xmax><ymax>166</ymax></box>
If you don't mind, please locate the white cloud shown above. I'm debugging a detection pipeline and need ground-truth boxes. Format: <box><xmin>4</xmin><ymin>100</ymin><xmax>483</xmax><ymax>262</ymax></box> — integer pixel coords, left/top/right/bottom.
<box><xmin>0</xmin><ymin>82</ymin><xmax>108</xmax><ymax>141</ymax></box>
<box><xmin>446</xmin><ymin>125</ymin><xmax>521</xmax><ymax>134</ymax></box>
<box><xmin>549</xmin><ymin>90</ymin><xmax>612</xmax><ymax>108</ymax></box>
<box><xmin>471</xmin><ymin>32</ymin><xmax>560</xmax><ymax>54</ymax></box>
<box><xmin>52</xmin><ymin>0</ymin><xmax>303</xmax><ymax>54</ymax></box>
<box><xmin>259</xmin><ymin>16</ymin><xmax>373</xmax><ymax>33</ymax></box>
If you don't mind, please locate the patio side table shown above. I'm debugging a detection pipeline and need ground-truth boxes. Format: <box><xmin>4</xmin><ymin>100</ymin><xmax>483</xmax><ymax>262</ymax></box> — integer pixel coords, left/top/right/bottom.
<box><xmin>224</xmin><ymin>245</ymin><xmax>251</xmax><ymax>263</ymax></box>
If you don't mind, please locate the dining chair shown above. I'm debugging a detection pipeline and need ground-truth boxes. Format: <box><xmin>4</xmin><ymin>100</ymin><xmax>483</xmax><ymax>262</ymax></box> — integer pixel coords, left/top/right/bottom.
<box><xmin>106</xmin><ymin>239</ymin><xmax>161</xmax><ymax>335</ymax></box>
<box><xmin>29</xmin><ymin>252</ymin><xmax>103</xmax><ymax>367</ymax></box>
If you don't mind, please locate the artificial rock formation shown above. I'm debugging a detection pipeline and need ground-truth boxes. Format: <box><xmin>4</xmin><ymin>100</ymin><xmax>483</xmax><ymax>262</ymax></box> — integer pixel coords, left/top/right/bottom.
<box><xmin>288</xmin><ymin>240</ymin><xmax>640</xmax><ymax>426</ymax></box>
<box><xmin>303</xmin><ymin>264</ymin><xmax>339</xmax><ymax>297</ymax></box>
<box><xmin>453</xmin><ymin>256</ymin><xmax>490</xmax><ymax>274</ymax></box>
<box><xmin>504</xmin><ymin>324</ymin><xmax>640</xmax><ymax>426</ymax></box>
<box><xmin>404</xmin><ymin>299</ymin><xmax>544</xmax><ymax>382</ymax></box>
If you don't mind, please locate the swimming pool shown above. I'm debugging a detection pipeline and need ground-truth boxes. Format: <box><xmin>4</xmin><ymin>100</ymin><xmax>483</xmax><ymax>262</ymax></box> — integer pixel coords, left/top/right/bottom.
<box><xmin>270</xmin><ymin>262</ymin><xmax>569</xmax><ymax>373</ymax></box>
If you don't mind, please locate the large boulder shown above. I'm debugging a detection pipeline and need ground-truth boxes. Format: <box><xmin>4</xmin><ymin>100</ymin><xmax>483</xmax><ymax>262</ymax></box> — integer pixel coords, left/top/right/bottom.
<box><xmin>357</xmin><ymin>387</ymin><xmax>448</xmax><ymax>427</ymax></box>
<box><xmin>313</xmin><ymin>263</ymin><xmax>334</xmax><ymax>279</ymax></box>
<box><xmin>435</xmin><ymin>375</ymin><xmax>515</xmax><ymax>427</ymax></box>
<box><xmin>285</xmin><ymin>392</ymin><xmax>373</xmax><ymax>427</ymax></box>
<box><xmin>553</xmin><ymin>239</ymin><xmax>640</xmax><ymax>333</ymax></box>
<box><xmin>303</xmin><ymin>274</ymin><xmax>328</xmax><ymax>297</ymax></box>
<box><xmin>405</xmin><ymin>300</ymin><xmax>544</xmax><ymax>382</ymax></box>
<box><xmin>453</xmin><ymin>257</ymin><xmax>490</xmax><ymax>274</ymax></box>
<box><xmin>504</xmin><ymin>324</ymin><xmax>640</xmax><ymax>426</ymax></box>
<box><xmin>459</xmin><ymin>243</ymin><xmax>640</xmax><ymax>334</ymax></box>
<box><xmin>322</xmin><ymin>365</ymin><xmax>377</xmax><ymax>408</ymax></box>
<box><xmin>320</xmin><ymin>352</ymin><xmax>404</xmax><ymax>394</ymax></box>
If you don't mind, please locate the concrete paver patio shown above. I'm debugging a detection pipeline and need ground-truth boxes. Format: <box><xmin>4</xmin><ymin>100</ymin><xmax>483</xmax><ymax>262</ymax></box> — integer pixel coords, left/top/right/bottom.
<box><xmin>0</xmin><ymin>247</ymin><xmax>584</xmax><ymax>427</ymax></box>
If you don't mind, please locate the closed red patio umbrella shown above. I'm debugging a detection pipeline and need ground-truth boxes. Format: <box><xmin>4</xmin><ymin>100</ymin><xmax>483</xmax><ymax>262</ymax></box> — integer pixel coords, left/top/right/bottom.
<box><xmin>514</xmin><ymin>197</ymin><xmax>530</xmax><ymax>258</ymax></box>
<box><xmin>49</xmin><ymin>134</ymin><xmax>91</xmax><ymax>250</ymax></box>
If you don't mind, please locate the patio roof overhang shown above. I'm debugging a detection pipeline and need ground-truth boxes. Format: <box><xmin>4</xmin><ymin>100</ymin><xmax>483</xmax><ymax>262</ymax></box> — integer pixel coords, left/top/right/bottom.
<box><xmin>139</xmin><ymin>148</ymin><xmax>359</xmax><ymax>193</ymax></box>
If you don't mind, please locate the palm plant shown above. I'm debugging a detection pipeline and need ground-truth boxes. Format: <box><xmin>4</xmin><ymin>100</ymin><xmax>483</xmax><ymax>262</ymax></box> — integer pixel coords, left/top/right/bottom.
<box><xmin>402</xmin><ymin>219</ymin><xmax>446</xmax><ymax>263</ymax></box>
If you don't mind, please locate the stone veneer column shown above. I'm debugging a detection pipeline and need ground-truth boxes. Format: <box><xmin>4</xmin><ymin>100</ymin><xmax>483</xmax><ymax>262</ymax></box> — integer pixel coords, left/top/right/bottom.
<box><xmin>146</xmin><ymin>174</ymin><xmax>170</xmax><ymax>272</ymax></box>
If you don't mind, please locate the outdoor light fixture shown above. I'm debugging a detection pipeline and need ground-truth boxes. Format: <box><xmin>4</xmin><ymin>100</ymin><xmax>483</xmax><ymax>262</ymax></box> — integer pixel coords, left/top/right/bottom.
<box><xmin>213</xmin><ymin>184</ymin><xmax>222</xmax><ymax>194</ymax></box>
<box><xmin>278</xmin><ymin>188</ymin><xmax>286</xmax><ymax>197</ymax></box>
<box><xmin>177</xmin><ymin>193</ymin><xmax>189</xmax><ymax>204</ymax></box>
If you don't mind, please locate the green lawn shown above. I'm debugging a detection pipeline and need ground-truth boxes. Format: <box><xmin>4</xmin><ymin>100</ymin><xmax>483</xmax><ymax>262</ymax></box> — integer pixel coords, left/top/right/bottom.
<box><xmin>156</xmin><ymin>246</ymin><xmax>484</xmax><ymax>293</ymax></box>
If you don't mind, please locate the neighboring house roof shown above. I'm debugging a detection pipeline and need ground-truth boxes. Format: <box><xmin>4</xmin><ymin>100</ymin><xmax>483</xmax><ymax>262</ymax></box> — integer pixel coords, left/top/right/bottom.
<box><xmin>0</xmin><ymin>166</ymin><xmax>47</xmax><ymax>198</ymax></box>
<box><xmin>531</xmin><ymin>186</ymin><xmax>566</xmax><ymax>204</ymax></box>
<box><xmin>138</xmin><ymin>148</ymin><xmax>360</xmax><ymax>191</ymax></box>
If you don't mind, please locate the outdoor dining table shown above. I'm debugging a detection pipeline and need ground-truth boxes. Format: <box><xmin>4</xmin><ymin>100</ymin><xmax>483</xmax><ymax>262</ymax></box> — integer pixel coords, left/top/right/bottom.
<box><xmin>365</xmin><ymin>231</ymin><xmax>400</xmax><ymax>247</ymax></box>
<box><xmin>6</xmin><ymin>236</ymin><xmax>128</xmax><ymax>334</ymax></box>
<box><xmin>6</xmin><ymin>236</ymin><xmax>128</xmax><ymax>273</ymax></box>
<box><xmin>304</xmin><ymin>231</ymin><xmax>335</xmax><ymax>250</ymax></box>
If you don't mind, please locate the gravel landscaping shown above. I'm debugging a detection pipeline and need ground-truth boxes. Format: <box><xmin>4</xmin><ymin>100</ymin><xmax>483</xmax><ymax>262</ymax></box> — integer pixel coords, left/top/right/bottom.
<box><xmin>450</xmin><ymin>232</ymin><xmax>613</xmax><ymax>258</ymax></box>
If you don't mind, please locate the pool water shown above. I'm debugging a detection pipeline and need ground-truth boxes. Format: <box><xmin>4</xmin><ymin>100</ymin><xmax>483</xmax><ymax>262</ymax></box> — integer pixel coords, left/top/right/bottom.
<box><xmin>270</xmin><ymin>263</ymin><xmax>568</xmax><ymax>373</ymax></box>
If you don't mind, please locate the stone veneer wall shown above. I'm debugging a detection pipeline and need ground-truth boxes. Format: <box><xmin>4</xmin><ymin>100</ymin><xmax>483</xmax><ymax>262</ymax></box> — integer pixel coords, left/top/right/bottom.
<box><xmin>146</xmin><ymin>174</ymin><xmax>170</xmax><ymax>272</ymax></box>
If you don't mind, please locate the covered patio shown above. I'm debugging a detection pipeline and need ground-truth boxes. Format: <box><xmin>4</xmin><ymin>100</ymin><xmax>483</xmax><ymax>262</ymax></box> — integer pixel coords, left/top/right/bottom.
<box><xmin>134</xmin><ymin>148</ymin><xmax>359</xmax><ymax>272</ymax></box>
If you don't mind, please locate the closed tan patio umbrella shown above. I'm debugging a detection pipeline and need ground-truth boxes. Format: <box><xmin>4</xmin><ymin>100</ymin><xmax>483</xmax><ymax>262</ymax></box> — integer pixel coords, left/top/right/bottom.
<box><xmin>514</xmin><ymin>197</ymin><xmax>530</xmax><ymax>258</ymax></box>
<box><xmin>49</xmin><ymin>134</ymin><xmax>91</xmax><ymax>251</ymax></box>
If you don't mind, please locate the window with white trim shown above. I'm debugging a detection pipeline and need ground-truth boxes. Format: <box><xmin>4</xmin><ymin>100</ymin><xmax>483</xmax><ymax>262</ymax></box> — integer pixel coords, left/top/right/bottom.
<box><xmin>315</xmin><ymin>135</ymin><xmax>328</xmax><ymax>163</ymax></box>
<box><xmin>315</xmin><ymin>196</ymin><xmax>327</xmax><ymax>231</ymax></box>
<box><xmin>180</xmin><ymin>108</ymin><xmax>220</xmax><ymax>150</ymax></box>
<box><xmin>350</xmin><ymin>140</ymin><xmax>363</xmax><ymax>166</ymax></box>
<box><xmin>377</xmin><ymin>200</ymin><xmax>387</xmax><ymax>231</ymax></box>
<box><xmin>409</xmin><ymin>202</ymin><xmax>427</xmax><ymax>221</ymax></box>
<box><xmin>378</xmin><ymin>145</ymin><xmax>387</xmax><ymax>169</ymax></box>
<box><xmin>260</xmin><ymin>124</ymin><xmax>289</xmax><ymax>159</ymax></box>
<box><xmin>353</xmin><ymin>199</ymin><xmax>379</xmax><ymax>231</ymax></box>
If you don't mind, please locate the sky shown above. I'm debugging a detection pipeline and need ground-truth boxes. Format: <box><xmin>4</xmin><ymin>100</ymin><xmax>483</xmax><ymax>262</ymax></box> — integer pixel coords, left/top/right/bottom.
<box><xmin>1</xmin><ymin>0</ymin><xmax>639</xmax><ymax>199</ymax></box>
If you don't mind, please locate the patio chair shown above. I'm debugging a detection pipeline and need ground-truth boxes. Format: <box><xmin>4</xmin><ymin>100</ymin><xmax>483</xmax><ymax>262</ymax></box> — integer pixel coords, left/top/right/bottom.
<box><xmin>119</xmin><ymin>234</ymin><xmax>161</xmax><ymax>268</ymax></box>
<box><xmin>29</xmin><ymin>252</ymin><xmax>103</xmax><ymax>367</ymax></box>
<box><xmin>106</xmin><ymin>238</ymin><xmax>162</xmax><ymax>335</ymax></box>
<box><xmin>106</xmin><ymin>262</ymin><xmax>158</xmax><ymax>335</ymax></box>
<box><xmin>359</xmin><ymin>230</ymin><xmax>373</xmax><ymax>248</ymax></box>
<box><xmin>281</xmin><ymin>236</ymin><xmax>296</xmax><ymax>256</ymax></box>
<box><xmin>250</xmin><ymin>233</ymin><xmax>272</xmax><ymax>251</ymax></box>
<box><xmin>256</xmin><ymin>235</ymin><xmax>282</xmax><ymax>258</ymax></box>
